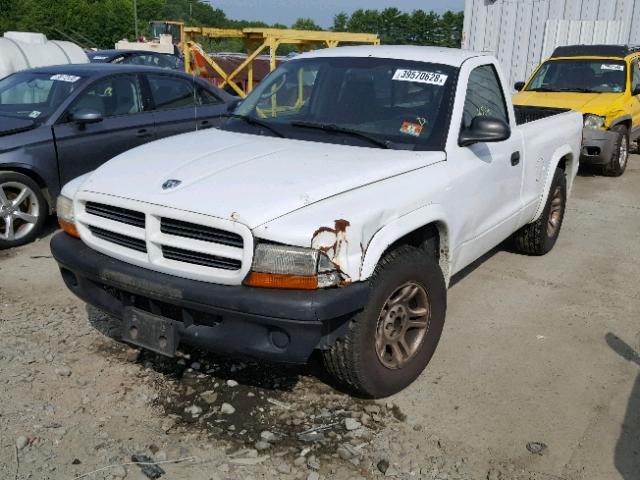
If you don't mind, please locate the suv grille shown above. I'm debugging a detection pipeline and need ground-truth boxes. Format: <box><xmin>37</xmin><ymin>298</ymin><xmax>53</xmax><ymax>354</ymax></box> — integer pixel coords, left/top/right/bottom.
<box><xmin>161</xmin><ymin>218</ymin><xmax>243</xmax><ymax>248</ymax></box>
<box><xmin>89</xmin><ymin>226</ymin><xmax>147</xmax><ymax>253</ymax></box>
<box><xmin>86</xmin><ymin>202</ymin><xmax>145</xmax><ymax>228</ymax></box>
<box><xmin>162</xmin><ymin>246</ymin><xmax>241</xmax><ymax>270</ymax></box>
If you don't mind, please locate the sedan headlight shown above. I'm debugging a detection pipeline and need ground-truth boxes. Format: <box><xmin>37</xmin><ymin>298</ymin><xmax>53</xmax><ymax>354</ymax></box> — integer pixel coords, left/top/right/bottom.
<box><xmin>56</xmin><ymin>195</ymin><xmax>79</xmax><ymax>238</ymax></box>
<box><xmin>583</xmin><ymin>114</ymin><xmax>606</xmax><ymax>130</ymax></box>
<box><xmin>244</xmin><ymin>243</ymin><xmax>343</xmax><ymax>289</ymax></box>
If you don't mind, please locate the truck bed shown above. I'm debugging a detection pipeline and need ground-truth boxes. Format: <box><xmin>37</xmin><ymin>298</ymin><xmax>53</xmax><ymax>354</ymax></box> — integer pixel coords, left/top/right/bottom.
<box><xmin>514</xmin><ymin>105</ymin><xmax>571</xmax><ymax>125</ymax></box>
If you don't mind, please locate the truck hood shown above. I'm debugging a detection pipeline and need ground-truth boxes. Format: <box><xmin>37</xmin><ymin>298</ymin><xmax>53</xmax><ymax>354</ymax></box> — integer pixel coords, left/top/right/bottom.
<box><xmin>80</xmin><ymin>129</ymin><xmax>445</xmax><ymax>228</ymax></box>
<box><xmin>513</xmin><ymin>91</ymin><xmax>625</xmax><ymax>114</ymax></box>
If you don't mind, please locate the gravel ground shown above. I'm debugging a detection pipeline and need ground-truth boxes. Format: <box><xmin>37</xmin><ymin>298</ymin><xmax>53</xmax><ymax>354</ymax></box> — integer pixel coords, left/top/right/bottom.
<box><xmin>1</xmin><ymin>158</ymin><xmax>639</xmax><ymax>480</ymax></box>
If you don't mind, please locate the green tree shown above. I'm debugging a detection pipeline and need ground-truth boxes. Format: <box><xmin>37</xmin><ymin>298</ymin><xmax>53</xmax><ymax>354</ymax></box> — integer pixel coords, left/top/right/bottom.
<box><xmin>291</xmin><ymin>18</ymin><xmax>323</xmax><ymax>31</ymax></box>
<box><xmin>332</xmin><ymin>12</ymin><xmax>348</xmax><ymax>32</ymax></box>
<box><xmin>347</xmin><ymin>9</ymin><xmax>380</xmax><ymax>34</ymax></box>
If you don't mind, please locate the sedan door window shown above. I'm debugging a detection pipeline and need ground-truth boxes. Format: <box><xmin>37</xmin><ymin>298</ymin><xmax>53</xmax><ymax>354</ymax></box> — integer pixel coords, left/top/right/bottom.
<box><xmin>68</xmin><ymin>75</ymin><xmax>143</xmax><ymax>119</ymax></box>
<box><xmin>148</xmin><ymin>75</ymin><xmax>195</xmax><ymax>110</ymax></box>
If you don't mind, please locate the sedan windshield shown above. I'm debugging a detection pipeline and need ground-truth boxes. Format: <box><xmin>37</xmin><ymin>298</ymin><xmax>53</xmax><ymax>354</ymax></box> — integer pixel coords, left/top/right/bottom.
<box><xmin>0</xmin><ymin>72</ymin><xmax>85</xmax><ymax>122</ymax></box>
<box><xmin>222</xmin><ymin>57</ymin><xmax>457</xmax><ymax>150</ymax></box>
<box><xmin>526</xmin><ymin>59</ymin><xmax>627</xmax><ymax>93</ymax></box>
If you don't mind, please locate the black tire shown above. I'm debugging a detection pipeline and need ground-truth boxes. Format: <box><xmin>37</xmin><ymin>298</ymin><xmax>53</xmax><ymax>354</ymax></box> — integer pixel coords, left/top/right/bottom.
<box><xmin>87</xmin><ymin>305</ymin><xmax>123</xmax><ymax>341</ymax></box>
<box><xmin>512</xmin><ymin>167</ymin><xmax>566</xmax><ymax>255</ymax></box>
<box><xmin>0</xmin><ymin>172</ymin><xmax>48</xmax><ymax>249</ymax></box>
<box><xmin>322</xmin><ymin>245</ymin><xmax>447</xmax><ymax>398</ymax></box>
<box><xmin>603</xmin><ymin>124</ymin><xmax>629</xmax><ymax>177</ymax></box>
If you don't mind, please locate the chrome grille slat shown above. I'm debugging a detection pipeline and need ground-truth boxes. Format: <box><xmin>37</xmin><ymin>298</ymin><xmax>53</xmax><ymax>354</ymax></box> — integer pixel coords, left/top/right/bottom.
<box><xmin>89</xmin><ymin>226</ymin><xmax>147</xmax><ymax>253</ymax></box>
<box><xmin>162</xmin><ymin>246</ymin><xmax>241</xmax><ymax>270</ymax></box>
<box><xmin>160</xmin><ymin>218</ymin><xmax>243</xmax><ymax>248</ymax></box>
<box><xmin>85</xmin><ymin>202</ymin><xmax>145</xmax><ymax>228</ymax></box>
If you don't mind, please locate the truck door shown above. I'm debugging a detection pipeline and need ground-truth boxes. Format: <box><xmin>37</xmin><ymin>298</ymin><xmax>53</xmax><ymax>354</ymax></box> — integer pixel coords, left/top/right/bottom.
<box><xmin>451</xmin><ymin>64</ymin><xmax>524</xmax><ymax>270</ymax></box>
<box><xmin>630</xmin><ymin>58</ymin><xmax>640</xmax><ymax>137</ymax></box>
<box><xmin>53</xmin><ymin>74</ymin><xmax>156</xmax><ymax>185</ymax></box>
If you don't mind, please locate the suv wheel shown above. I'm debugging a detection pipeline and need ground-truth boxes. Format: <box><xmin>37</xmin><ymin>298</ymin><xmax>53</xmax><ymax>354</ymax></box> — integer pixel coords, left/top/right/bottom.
<box><xmin>603</xmin><ymin>124</ymin><xmax>629</xmax><ymax>177</ymax></box>
<box><xmin>512</xmin><ymin>167</ymin><xmax>566</xmax><ymax>255</ymax></box>
<box><xmin>322</xmin><ymin>245</ymin><xmax>446</xmax><ymax>398</ymax></box>
<box><xmin>0</xmin><ymin>172</ymin><xmax>47</xmax><ymax>249</ymax></box>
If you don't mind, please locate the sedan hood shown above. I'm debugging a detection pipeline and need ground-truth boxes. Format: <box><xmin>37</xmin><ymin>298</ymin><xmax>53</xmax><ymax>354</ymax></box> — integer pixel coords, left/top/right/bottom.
<box><xmin>0</xmin><ymin>116</ymin><xmax>36</xmax><ymax>137</ymax></box>
<box><xmin>81</xmin><ymin>129</ymin><xmax>444</xmax><ymax>228</ymax></box>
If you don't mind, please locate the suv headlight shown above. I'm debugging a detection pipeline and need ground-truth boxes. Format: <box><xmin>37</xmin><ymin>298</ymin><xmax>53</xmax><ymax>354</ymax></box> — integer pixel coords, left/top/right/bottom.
<box><xmin>584</xmin><ymin>114</ymin><xmax>606</xmax><ymax>130</ymax></box>
<box><xmin>244</xmin><ymin>243</ymin><xmax>343</xmax><ymax>290</ymax></box>
<box><xmin>56</xmin><ymin>195</ymin><xmax>79</xmax><ymax>238</ymax></box>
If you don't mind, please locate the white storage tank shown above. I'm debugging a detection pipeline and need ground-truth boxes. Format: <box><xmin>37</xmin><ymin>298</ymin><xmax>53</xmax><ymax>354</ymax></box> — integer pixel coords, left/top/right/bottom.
<box><xmin>0</xmin><ymin>31</ymin><xmax>89</xmax><ymax>79</ymax></box>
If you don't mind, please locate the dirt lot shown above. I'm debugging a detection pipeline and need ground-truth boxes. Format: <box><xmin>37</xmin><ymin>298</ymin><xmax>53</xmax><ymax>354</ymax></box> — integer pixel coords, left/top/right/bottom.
<box><xmin>1</xmin><ymin>157</ymin><xmax>639</xmax><ymax>480</ymax></box>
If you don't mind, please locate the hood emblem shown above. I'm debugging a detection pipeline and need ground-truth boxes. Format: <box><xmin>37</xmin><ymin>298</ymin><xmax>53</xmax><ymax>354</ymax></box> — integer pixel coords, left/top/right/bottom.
<box><xmin>162</xmin><ymin>179</ymin><xmax>182</xmax><ymax>190</ymax></box>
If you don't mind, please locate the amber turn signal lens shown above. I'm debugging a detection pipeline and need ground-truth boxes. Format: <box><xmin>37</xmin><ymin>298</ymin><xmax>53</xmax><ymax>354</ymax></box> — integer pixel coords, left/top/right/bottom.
<box><xmin>58</xmin><ymin>219</ymin><xmax>80</xmax><ymax>239</ymax></box>
<box><xmin>244</xmin><ymin>271</ymin><xmax>318</xmax><ymax>290</ymax></box>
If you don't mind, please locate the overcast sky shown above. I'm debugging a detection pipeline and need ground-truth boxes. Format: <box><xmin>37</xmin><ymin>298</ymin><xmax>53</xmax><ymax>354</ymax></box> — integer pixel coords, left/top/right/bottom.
<box><xmin>209</xmin><ymin>0</ymin><xmax>465</xmax><ymax>28</ymax></box>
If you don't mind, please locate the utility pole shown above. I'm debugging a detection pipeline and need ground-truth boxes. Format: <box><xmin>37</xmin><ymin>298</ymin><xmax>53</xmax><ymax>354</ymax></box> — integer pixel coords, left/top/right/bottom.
<box><xmin>133</xmin><ymin>0</ymin><xmax>139</xmax><ymax>39</ymax></box>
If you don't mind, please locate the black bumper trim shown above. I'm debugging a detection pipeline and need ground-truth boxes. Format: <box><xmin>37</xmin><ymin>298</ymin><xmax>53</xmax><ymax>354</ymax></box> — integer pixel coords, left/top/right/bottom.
<box><xmin>50</xmin><ymin>233</ymin><xmax>369</xmax><ymax>363</ymax></box>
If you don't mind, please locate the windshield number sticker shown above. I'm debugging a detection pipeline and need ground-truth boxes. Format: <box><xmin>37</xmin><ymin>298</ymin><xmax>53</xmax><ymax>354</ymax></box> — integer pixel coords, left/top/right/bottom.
<box><xmin>29</xmin><ymin>111</ymin><xmax>41</xmax><ymax>119</ymax></box>
<box><xmin>601</xmin><ymin>64</ymin><xmax>624</xmax><ymax>71</ymax></box>
<box><xmin>50</xmin><ymin>74</ymin><xmax>81</xmax><ymax>83</ymax></box>
<box><xmin>393</xmin><ymin>69</ymin><xmax>447</xmax><ymax>86</ymax></box>
<box><xmin>92</xmin><ymin>56</ymin><xmax>109</xmax><ymax>60</ymax></box>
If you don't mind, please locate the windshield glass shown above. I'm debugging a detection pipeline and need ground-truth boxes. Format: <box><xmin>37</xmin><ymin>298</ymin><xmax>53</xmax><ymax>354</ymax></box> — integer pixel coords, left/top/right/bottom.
<box><xmin>526</xmin><ymin>59</ymin><xmax>627</xmax><ymax>93</ymax></box>
<box><xmin>222</xmin><ymin>57</ymin><xmax>458</xmax><ymax>150</ymax></box>
<box><xmin>0</xmin><ymin>72</ymin><xmax>85</xmax><ymax>122</ymax></box>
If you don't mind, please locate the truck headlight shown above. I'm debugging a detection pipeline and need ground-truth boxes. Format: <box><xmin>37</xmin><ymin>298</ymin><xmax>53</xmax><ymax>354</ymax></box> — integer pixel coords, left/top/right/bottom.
<box><xmin>244</xmin><ymin>243</ymin><xmax>342</xmax><ymax>289</ymax></box>
<box><xmin>56</xmin><ymin>195</ymin><xmax>79</xmax><ymax>238</ymax></box>
<box><xmin>584</xmin><ymin>114</ymin><xmax>606</xmax><ymax>130</ymax></box>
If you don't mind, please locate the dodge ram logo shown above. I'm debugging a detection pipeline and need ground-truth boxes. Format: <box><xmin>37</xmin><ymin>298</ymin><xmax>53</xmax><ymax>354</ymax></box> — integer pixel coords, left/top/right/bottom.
<box><xmin>162</xmin><ymin>179</ymin><xmax>182</xmax><ymax>190</ymax></box>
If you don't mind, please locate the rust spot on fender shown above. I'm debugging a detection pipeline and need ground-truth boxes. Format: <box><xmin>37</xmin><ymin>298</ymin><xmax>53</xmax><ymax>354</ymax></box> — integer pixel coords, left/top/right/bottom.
<box><xmin>311</xmin><ymin>219</ymin><xmax>352</xmax><ymax>285</ymax></box>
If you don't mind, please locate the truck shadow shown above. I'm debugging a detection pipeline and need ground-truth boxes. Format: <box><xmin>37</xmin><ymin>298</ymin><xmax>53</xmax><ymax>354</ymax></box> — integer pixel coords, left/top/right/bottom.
<box><xmin>605</xmin><ymin>332</ymin><xmax>640</xmax><ymax>479</ymax></box>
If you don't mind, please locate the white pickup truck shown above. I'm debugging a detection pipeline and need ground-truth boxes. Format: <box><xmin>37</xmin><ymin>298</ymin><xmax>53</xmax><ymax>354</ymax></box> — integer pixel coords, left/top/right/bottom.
<box><xmin>51</xmin><ymin>46</ymin><xmax>582</xmax><ymax>397</ymax></box>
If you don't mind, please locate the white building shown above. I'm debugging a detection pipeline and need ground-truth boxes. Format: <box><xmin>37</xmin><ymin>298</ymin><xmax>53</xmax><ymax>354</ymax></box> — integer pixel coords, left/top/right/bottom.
<box><xmin>462</xmin><ymin>0</ymin><xmax>640</xmax><ymax>88</ymax></box>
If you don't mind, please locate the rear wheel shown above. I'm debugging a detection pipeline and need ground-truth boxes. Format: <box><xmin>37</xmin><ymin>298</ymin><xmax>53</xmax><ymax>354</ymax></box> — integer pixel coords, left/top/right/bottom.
<box><xmin>0</xmin><ymin>172</ymin><xmax>47</xmax><ymax>249</ymax></box>
<box><xmin>603</xmin><ymin>124</ymin><xmax>629</xmax><ymax>177</ymax></box>
<box><xmin>322</xmin><ymin>245</ymin><xmax>446</xmax><ymax>398</ymax></box>
<box><xmin>512</xmin><ymin>167</ymin><xmax>566</xmax><ymax>255</ymax></box>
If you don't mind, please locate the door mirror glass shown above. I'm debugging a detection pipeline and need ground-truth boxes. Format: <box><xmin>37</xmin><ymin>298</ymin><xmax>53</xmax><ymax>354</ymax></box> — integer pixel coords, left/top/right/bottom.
<box><xmin>514</xmin><ymin>81</ymin><xmax>525</xmax><ymax>91</ymax></box>
<box><xmin>632</xmin><ymin>86</ymin><xmax>640</xmax><ymax>96</ymax></box>
<box><xmin>459</xmin><ymin>116</ymin><xmax>511</xmax><ymax>147</ymax></box>
<box><xmin>71</xmin><ymin>108</ymin><xmax>103</xmax><ymax>125</ymax></box>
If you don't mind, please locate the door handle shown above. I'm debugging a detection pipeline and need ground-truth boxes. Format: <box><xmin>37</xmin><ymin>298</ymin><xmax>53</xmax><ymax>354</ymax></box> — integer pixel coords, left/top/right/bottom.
<box><xmin>511</xmin><ymin>151</ymin><xmax>521</xmax><ymax>166</ymax></box>
<box><xmin>136</xmin><ymin>128</ymin><xmax>151</xmax><ymax>138</ymax></box>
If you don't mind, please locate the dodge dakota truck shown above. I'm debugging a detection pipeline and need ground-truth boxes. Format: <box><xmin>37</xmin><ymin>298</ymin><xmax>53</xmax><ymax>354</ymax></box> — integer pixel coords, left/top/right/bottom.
<box><xmin>51</xmin><ymin>46</ymin><xmax>583</xmax><ymax>397</ymax></box>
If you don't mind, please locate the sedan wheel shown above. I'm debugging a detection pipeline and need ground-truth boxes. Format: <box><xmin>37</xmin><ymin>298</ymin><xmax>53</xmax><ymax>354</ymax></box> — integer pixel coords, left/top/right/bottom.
<box><xmin>0</xmin><ymin>173</ymin><xmax>47</xmax><ymax>249</ymax></box>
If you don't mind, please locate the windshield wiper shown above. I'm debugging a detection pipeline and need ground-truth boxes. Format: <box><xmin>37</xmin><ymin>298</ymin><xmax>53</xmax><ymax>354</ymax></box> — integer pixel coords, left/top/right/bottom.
<box><xmin>217</xmin><ymin>113</ymin><xmax>286</xmax><ymax>138</ymax></box>
<box><xmin>557</xmin><ymin>87</ymin><xmax>598</xmax><ymax>93</ymax></box>
<box><xmin>527</xmin><ymin>87</ymin><xmax>558</xmax><ymax>92</ymax></box>
<box><xmin>290</xmin><ymin>121</ymin><xmax>392</xmax><ymax>149</ymax></box>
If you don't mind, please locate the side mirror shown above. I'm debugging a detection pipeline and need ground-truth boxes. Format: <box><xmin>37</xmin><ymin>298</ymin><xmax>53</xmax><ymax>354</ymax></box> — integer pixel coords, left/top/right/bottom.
<box><xmin>632</xmin><ymin>86</ymin><xmax>640</xmax><ymax>96</ymax></box>
<box><xmin>71</xmin><ymin>108</ymin><xmax>103</xmax><ymax>125</ymax></box>
<box><xmin>226</xmin><ymin>98</ymin><xmax>243</xmax><ymax>112</ymax></box>
<box><xmin>459</xmin><ymin>116</ymin><xmax>511</xmax><ymax>147</ymax></box>
<box><xmin>514</xmin><ymin>81</ymin><xmax>525</xmax><ymax>92</ymax></box>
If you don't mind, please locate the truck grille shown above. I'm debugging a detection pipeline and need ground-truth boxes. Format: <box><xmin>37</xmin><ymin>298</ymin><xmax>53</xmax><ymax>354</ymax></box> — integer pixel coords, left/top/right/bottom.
<box><xmin>161</xmin><ymin>218</ymin><xmax>243</xmax><ymax>248</ymax></box>
<box><xmin>162</xmin><ymin>246</ymin><xmax>241</xmax><ymax>270</ymax></box>
<box><xmin>89</xmin><ymin>226</ymin><xmax>147</xmax><ymax>253</ymax></box>
<box><xmin>85</xmin><ymin>202</ymin><xmax>145</xmax><ymax>228</ymax></box>
<box><xmin>76</xmin><ymin>196</ymin><xmax>252</xmax><ymax>285</ymax></box>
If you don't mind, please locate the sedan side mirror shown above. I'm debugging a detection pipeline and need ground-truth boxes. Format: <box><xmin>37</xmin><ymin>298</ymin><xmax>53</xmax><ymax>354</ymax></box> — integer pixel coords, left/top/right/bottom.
<box><xmin>227</xmin><ymin>98</ymin><xmax>243</xmax><ymax>112</ymax></box>
<box><xmin>71</xmin><ymin>108</ymin><xmax>103</xmax><ymax>125</ymax></box>
<box><xmin>459</xmin><ymin>116</ymin><xmax>511</xmax><ymax>147</ymax></box>
<box><xmin>514</xmin><ymin>81</ymin><xmax>525</xmax><ymax>91</ymax></box>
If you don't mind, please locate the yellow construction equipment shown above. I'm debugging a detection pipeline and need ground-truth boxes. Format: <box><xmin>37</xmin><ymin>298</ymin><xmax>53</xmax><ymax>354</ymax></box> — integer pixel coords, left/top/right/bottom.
<box><xmin>149</xmin><ymin>22</ymin><xmax>380</xmax><ymax>97</ymax></box>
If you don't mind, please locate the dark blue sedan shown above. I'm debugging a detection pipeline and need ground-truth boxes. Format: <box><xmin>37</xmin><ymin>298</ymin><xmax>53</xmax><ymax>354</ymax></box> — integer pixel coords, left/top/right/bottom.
<box><xmin>0</xmin><ymin>63</ymin><xmax>236</xmax><ymax>248</ymax></box>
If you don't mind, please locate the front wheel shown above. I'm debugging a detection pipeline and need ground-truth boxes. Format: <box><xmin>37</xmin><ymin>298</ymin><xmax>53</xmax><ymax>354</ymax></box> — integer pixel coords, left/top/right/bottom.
<box><xmin>512</xmin><ymin>167</ymin><xmax>567</xmax><ymax>255</ymax></box>
<box><xmin>322</xmin><ymin>245</ymin><xmax>447</xmax><ymax>398</ymax></box>
<box><xmin>603</xmin><ymin>124</ymin><xmax>629</xmax><ymax>177</ymax></box>
<box><xmin>0</xmin><ymin>172</ymin><xmax>48</xmax><ymax>249</ymax></box>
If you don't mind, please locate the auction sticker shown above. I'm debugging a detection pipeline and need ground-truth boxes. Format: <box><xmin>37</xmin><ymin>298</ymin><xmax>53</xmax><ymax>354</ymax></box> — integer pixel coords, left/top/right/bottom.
<box><xmin>400</xmin><ymin>121</ymin><xmax>423</xmax><ymax>137</ymax></box>
<box><xmin>600</xmin><ymin>64</ymin><xmax>624</xmax><ymax>71</ymax></box>
<box><xmin>50</xmin><ymin>74</ymin><xmax>81</xmax><ymax>83</ymax></box>
<box><xmin>393</xmin><ymin>69</ymin><xmax>448</xmax><ymax>85</ymax></box>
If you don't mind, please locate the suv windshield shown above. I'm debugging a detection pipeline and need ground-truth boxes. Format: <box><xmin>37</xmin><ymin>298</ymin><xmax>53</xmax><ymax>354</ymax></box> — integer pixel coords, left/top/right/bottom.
<box><xmin>0</xmin><ymin>72</ymin><xmax>85</xmax><ymax>122</ymax></box>
<box><xmin>222</xmin><ymin>57</ymin><xmax>457</xmax><ymax>150</ymax></box>
<box><xmin>526</xmin><ymin>59</ymin><xmax>627</xmax><ymax>93</ymax></box>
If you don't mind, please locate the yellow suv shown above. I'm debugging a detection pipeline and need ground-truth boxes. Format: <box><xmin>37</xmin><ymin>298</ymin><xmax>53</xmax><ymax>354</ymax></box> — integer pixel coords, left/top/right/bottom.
<box><xmin>513</xmin><ymin>44</ymin><xmax>640</xmax><ymax>176</ymax></box>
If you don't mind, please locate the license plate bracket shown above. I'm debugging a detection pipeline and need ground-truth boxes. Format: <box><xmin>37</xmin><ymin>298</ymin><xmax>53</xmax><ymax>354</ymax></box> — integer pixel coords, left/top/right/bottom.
<box><xmin>122</xmin><ymin>308</ymin><xmax>177</xmax><ymax>357</ymax></box>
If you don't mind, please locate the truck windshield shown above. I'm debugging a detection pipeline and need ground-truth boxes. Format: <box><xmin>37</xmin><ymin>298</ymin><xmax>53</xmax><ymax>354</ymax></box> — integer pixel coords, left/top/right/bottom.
<box><xmin>222</xmin><ymin>57</ymin><xmax>458</xmax><ymax>150</ymax></box>
<box><xmin>0</xmin><ymin>72</ymin><xmax>85</xmax><ymax>122</ymax></box>
<box><xmin>526</xmin><ymin>59</ymin><xmax>627</xmax><ymax>93</ymax></box>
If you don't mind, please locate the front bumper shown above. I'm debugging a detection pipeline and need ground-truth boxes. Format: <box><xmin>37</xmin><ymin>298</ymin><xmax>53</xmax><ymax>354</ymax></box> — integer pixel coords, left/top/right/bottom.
<box><xmin>580</xmin><ymin>128</ymin><xmax>619</xmax><ymax>165</ymax></box>
<box><xmin>50</xmin><ymin>233</ymin><xmax>369</xmax><ymax>363</ymax></box>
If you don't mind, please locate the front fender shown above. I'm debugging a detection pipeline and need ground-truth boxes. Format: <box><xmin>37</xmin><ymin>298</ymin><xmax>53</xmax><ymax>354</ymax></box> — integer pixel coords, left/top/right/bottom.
<box><xmin>360</xmin><ymin>204</ymin><xmax>450</xmax><ymax>282</ymax></box>
<box><xmin>532</xmin><ymin>145</ymin><xmax>576</xmax><ymax>221</ymax></box>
